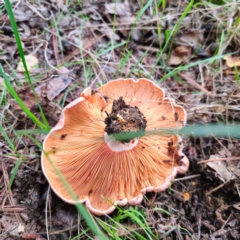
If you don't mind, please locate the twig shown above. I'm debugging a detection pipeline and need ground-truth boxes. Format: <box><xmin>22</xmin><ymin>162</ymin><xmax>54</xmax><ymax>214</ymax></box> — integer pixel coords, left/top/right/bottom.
<box><xmin>197</xmin><ymin>156</ymin><xmax>240</xmax><ymax>164</ymax></box>
<box><xmin>52</xmin><ymin>27</ymin><xmax>60</xmax><ymax>65</ymax></box>
<box><xmin>178</xmin><ymin>72</ymin><xmax>213</xmax><ymax>97</ymax></box>
<box><xmin>45</xmin><ymin>186</ymin><xmax>51</xmax><ymax>240</ymax></box>
<box><xmin>173</xmin><ymin>174</ymin><xmax>201</xmax><ymax>181</ymax></box>
<box><xmin>206</xmin><ymin>182</ymin><xmax>225</xmax><ymax>195</ymax></box>
<box><xmin>1</xmin><ymin>161</ymin><xmax>23</xmax><ymax>225</ymax></box>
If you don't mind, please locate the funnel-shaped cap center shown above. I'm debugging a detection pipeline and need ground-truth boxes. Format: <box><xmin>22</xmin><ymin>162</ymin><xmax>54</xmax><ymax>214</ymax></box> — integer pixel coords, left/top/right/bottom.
<box><xmin>104</xmin><ymin>97</ymin><xmax>147</xmax><ymax>142</ymax></box>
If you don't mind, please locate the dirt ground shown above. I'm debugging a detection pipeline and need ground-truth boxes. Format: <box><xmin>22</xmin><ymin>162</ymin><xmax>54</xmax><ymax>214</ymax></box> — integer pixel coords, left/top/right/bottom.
<box><xmin>1</xmin><ymin>0</ymin><xmax>240</xmax><ymax>239</ymax></box>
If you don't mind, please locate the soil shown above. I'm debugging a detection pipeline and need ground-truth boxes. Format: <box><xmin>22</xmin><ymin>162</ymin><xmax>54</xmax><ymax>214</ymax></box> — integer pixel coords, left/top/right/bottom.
<box><xmin>0</xmin><ymin>1</ymin><xmax>240</xmax><ymax>240</ymax></box>
<box><xmin>104</xmin><ymin>96</ymin><xmax>147</xmax><ymax>142</ymax></box>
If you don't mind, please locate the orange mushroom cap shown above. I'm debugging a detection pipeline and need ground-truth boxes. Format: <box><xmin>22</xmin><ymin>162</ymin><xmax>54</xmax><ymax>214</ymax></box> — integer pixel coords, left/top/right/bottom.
<box><xmin>41</xmin><ymin>78</ymin><xmax>189</xmax><ymax>215</ymax></box>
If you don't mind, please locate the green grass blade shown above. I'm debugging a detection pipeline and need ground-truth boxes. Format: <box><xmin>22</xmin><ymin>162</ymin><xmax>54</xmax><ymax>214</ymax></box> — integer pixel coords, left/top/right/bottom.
<box><xmin>0</xmin><ymin>124</ymin><xmax>15</xmax><ymax>150</ymax></box>
<box><xmin>115</xmin><ymin>49</ymin><xmax>132</xmax><ymax>78</ymax></box>
<box><xmin>179</xmin><ymin>124</ymin><xmax>240</xmax><ymax>138</ymax></box>
<box><xmin>159</xmin><ymin>54</ymin><xmax>227</xmax><ymax>82</ymax></box>
<box><xmin>0</xmin><ymin>65</ymin><xmax>48</xmax><ymax>130</ymax></box>
<box><xmin>121</xmin><ymin>0</ymin><xmax>154</xmax><ymax>57</ymax></box>
<box><xmin>4</xmin><ymin>0</ymin><xmax>50</xmax><ymax>130</ymax></box>
<box><xmin>150</xmin><ymin>0</ymin><xmax>194</xmax><ymax>76</ymax></box>
<box><xmin>8</xmin><ymin>158</ymin><xmax>21</xmax><ymax>189</ymax></box>
<box><xmin>112</xmin><ymin>124</ymin><xmax>240</xmax><ymax>142</ymax></box>
<box><xmin>16</xmin><ymin>129</ymin><xmax>49</xmax><ymax>135</ymax></box>
<box><xmin>0</xmin><ymin>124</ymin><xmax>22</xmax><ymax>189</ymax></box>
<box><xmin>97</xmin><ymin>41</ymin><xmax>126</xmax><ymax>58</ymax></box>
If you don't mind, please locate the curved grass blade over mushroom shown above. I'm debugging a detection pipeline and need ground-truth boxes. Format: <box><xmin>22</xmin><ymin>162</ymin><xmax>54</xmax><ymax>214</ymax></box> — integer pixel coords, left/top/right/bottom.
<box><xmin>41</xmin><ymin>78</ymin><xmax>189</xmax><ymax>215</ymax></box>
<box><xmin>115</xmin><ymin>123</ymin><xmax>240</xmax><ymax>141</ymax></box>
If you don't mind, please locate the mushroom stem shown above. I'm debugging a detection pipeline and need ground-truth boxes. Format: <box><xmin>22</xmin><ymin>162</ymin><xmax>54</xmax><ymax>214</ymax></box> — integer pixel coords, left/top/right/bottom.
<box><xmin>104</xmin><ymin>133</ymin><xmax>139</xmax><ymax>152</ymax></box>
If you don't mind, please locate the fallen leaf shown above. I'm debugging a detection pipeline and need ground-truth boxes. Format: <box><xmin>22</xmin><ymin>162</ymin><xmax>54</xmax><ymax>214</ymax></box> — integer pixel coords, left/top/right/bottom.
<box><xmin>218</xmin><ymin>148</ymin><xmax>231</xmax><ymax>157</ymax></box>
<box><xmin>223</xmin><ymin>55</ymin><xmax>240</xmax><ymax>67</ymax></box>
<box><xmin>105</xmin><ymin>2</ymin><xmax>131</xmax><ymax>16</ymax></box>
<box><xmin>10</xmin><ymin>71</ymin><xmax>72</xmax><ymax>111</ymax></box>
<box><xmin>57</xmin><ymin>66</ymin><xmax>70</xmax><ymax>74</ymax></box>
<box><xmin>226</xmin><ymin>159</ymin><xmax>240</xmax><ymax>178</ymax></box>
<box><xmin>174</xmin><ymin>30</ymin><xmax>204</xmax><ymax>48</ymax></box>
<box><xmin>174</xmin><ymin>46</ymin><xmax>192</xmax><ymax>56</ymax></box>
<box><xmin>9</xmin><ymin>87</ymin><xmax>39</xmax><ymax>110</ymax></box>
<box><xmin>227</xmin><ymin>218</ymin><xmax>240</xmax><ymax>228</ymax></box>
<box><xmin>207</xmin><ymin>155</ymin><xmax>236</xmax><ymax>182</ymax></box>
<box><xmin>168</xmin><ymin>46</ymin><xmax>192</xmax><ymax>65</ymax></box>
<box><xmin>35</xmin><ymin>75</ymin><xmax>72</xmax><ymax>100</ymax></box>
<box><xmin>214</xmin><ymin>104</ymin><xmax>226</xmax><ymax>114</ymax></box>
<box><xmin>17</xmin><ymin>55</ymin><xmax>39</xmax><ymax>72</ymax></box>
<box><xmin>1</xmin><ymin>215</ymin><xmax>19</xmax><ymax>237</ymax></box>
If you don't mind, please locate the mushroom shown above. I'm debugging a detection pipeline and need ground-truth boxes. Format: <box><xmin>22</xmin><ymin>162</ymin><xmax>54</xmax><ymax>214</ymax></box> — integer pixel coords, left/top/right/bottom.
<box><xmin>41</xmin><ymin>78</ymin><xmax>189</xmax><ymax>215</ymax></box>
